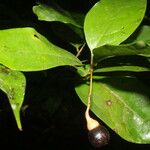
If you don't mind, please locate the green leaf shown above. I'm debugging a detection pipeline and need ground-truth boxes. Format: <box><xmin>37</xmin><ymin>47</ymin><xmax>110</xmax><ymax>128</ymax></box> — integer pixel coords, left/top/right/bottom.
<box><xmin>94</xmin><ymin>66</ymin><xmax>150</xmax><ymax>73</ymax></box>
<box><xmin>33</xmin><ymin>4</ymin><xmax>83</xmax><ymax>28</ymax></box>
<box><xmin>33</xmin><ymin>4</ymin><xmax>84</xmax><ymax>41</ymax></box>
<box><xmin>84</xmin><ymin>0</ymin><xmax>147</xmax><ymax>50</ymax></box>
<box><xmin>75</xmin><ymin>76</ymin><xmax>150</xmax><ymax>143</ymax></box>
<box><xmin>0</xmin><ymin>65</ymin><xmax>26</xmax><ymax>130</ymax></box>
<box><xmin>93</xmin><ymin>43</ymin><xmax>150</xmax><ymax>61</ymax></box>
<box><xmin>0</xmin><ymin>27</ymin><xmax>82</xmax><ymax>71</ymax></box>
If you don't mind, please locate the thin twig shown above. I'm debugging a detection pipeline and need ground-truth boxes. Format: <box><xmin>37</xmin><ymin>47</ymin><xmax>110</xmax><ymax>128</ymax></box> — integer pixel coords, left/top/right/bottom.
<box><xmin>76</xmin><ymin>43</ymin><xmax>86</xmax><ymax>57</ymax></box>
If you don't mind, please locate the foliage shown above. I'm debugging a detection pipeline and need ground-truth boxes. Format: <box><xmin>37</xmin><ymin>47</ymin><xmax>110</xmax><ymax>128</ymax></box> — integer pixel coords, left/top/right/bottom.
<box><xmin>0</xmin><ymin>0</ymin><xmax>150</xmax><ymax>144</ymax></box>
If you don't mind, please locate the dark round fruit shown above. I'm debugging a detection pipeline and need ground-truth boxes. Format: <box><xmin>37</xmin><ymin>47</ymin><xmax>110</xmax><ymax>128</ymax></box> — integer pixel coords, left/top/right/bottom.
<box><xmin>88</xmin><ymin>125</ymin><xmax>110</xmax><ymax>148</ymax></box>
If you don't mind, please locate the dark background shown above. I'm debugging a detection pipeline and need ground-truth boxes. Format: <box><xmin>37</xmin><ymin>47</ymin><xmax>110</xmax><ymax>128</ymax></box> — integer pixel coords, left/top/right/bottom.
<box><xmin>0</xmin><ymin>0</ymin><xmax>150</xmax><ymax>149</ymax></box>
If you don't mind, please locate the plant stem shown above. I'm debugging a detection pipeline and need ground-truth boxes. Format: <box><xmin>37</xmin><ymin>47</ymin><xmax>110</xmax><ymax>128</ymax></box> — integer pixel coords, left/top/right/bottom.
<box><xmin>76</xmin><ymin>43</ymin><xmax>86</xmax><ymax>57</ymax></box>
<box><xmin>85</xmin><ymin>51</ymin><xmax>100</xmax><ymax>131</ymax></box>
<box><xmin>85</xmin><ymin>51</ymin><xmax>94</xmax><ymax>121</ymax></box>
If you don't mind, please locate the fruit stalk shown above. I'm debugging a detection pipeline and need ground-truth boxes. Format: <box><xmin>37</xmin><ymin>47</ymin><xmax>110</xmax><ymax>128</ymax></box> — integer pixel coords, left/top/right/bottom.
<box><xmin>85</xmin><ymin>51</ymin><xmax>110</xmax><ymax>148</ymax></box>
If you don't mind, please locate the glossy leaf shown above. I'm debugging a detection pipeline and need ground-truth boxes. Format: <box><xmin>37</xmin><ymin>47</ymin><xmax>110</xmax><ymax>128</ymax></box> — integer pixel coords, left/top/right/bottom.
<box><xmin>93</xmin><ymin>43</ymin><xmax>150</xmax><ymax>61</ymax></box>
<box><xmin>33</xmin><ymin>4</ymin><xmax>83</xmax><ymax>28</ymax></box>
<box><xmin>0</xmin><ymin>65</ymin><xmax>26</xmax><ymax>130</ymax></box>
<box><xmin>0</xmin><ymin>27</ymin><xmax>82</xmax><ymax>71</ymax></box>
<box><xmin>84</xmin><ymin>0</ymin><xmax>146</xmax><ymax>50</ymax></box>
<box><xmin>33</xmin><ymin>4</ymin><xmax>84</xmax><ymax>41</ymax></box>
<box><xmin>75</xmin><ymin>76</ymin><xmax>150</xmax><ymax>143</ymax></box>
<box><xmin>94</xmin><ymin>66</ymin><xmax>150</xmax><ymax>73</ymax></box>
